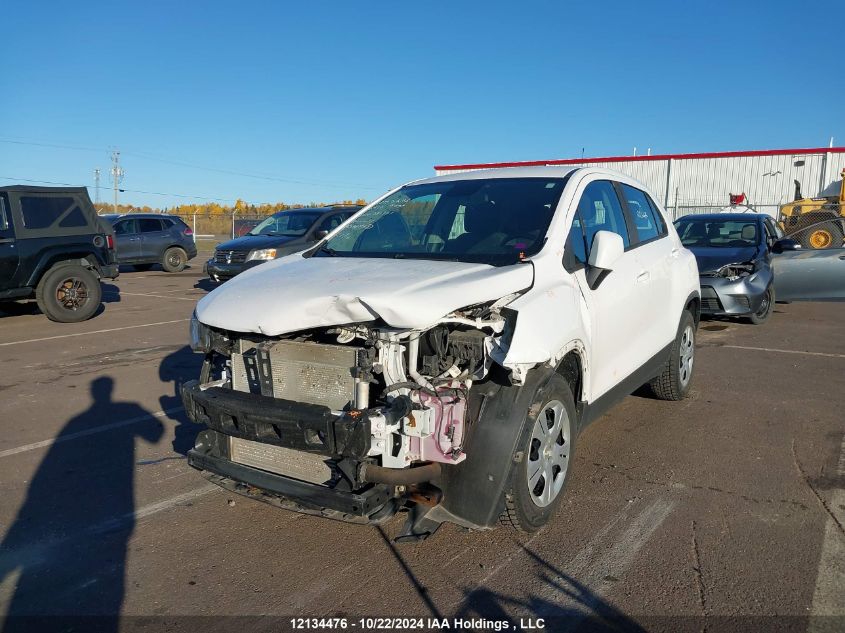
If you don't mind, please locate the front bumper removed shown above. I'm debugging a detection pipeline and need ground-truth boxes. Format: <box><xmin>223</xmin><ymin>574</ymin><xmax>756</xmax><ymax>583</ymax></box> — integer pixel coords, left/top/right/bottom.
<box><xmin>180</xmin><ymin>380</ymin><xmax>373</xmax><ymax>459</ymax></box>
<box><xmin>181</xmin><ymin>379</ymin><xmax>396</xmax><ymax>523</ymax></box>
<box><xmin>188</xmin><ymin>436</ymin><xmax>391</xmax><ymax>522</ymax></box>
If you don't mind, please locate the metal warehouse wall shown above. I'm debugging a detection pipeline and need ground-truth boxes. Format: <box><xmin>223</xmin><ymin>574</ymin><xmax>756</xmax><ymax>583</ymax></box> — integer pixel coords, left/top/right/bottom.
<box><xmin>435</xmin><ymin>147</ymin><xmax>845</xmax><ymax>217</ymax></box>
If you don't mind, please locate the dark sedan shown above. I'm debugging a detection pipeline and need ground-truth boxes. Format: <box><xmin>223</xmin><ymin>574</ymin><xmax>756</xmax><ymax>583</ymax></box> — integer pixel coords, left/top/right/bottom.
<box><xmin>674</xmin><ymin>213</ymin><xmax>799</xmax><ymax>324</ymax></box>
<box><xmin>207</xmin><ymin>205</ymin><xmax>360</xmax><ymax>282</ymax></box>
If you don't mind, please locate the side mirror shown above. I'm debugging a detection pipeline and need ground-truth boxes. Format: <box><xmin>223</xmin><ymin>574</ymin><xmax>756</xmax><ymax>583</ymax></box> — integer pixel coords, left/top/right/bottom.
<box><xmin>315</xmin><ymin>230</ymin><xmax>329</xmax><ymax>240</ymax></box>
<box><xmin>586</xmin><ymin>231</ymin><xmax>625</xmax><ymax>289</ymax></box>
<box><xmin>589</xmin><ymin>230</ymin><xmax>625</xmax><ymax>270</ymax></box>
<box><xmin>772</xmin><ymin>238</ymin><xmax>800</xmax><ymax>254</ymax></box>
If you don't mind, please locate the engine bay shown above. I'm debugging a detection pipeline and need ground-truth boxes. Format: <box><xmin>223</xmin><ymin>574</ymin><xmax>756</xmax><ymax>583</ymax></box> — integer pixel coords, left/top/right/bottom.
<box><xmin>195</xmin><ymin>301</ymin><xmax>509</xmax><ymax>477</ymax></box>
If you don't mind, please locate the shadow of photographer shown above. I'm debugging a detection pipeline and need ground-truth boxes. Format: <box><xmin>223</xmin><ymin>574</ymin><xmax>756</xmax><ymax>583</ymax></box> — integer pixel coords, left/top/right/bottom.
<box><xmin>0</xmin><ymin>377</ymin><xmax>162</xmax><ymax>632</ymax></box>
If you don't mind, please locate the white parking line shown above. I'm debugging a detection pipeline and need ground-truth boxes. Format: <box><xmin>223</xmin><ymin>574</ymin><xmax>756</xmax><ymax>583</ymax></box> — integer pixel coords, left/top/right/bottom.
<box><xmin>108</xmin><ymin>291</ymin><xmax>198</xmax><ymax>301</ymax></box>
<box><xmin>0</xmin><ymin>407</ymin><xmax>184</xmax><ymax>458</ymax></box>
<box><xmin>0</xmin><ymin>484</ymin><xmax>219</xmax><ymax>573</ymax></box>
<box><xmin>457</xmin><ymin>496</ymin><xmax>675</xmax><ymax>617</ymax></box>
<box><xmin>720</xmin><ymin>344</ymin><xmax>845</xmax><ymax>359</ymax></box>
<box><xmin>532</xmin><ymin>497</ymin><xmax>676</xmax><ymax>618</ymax></box>
<box><xmin>809</xmin><ymin>434</ymin><xmax>845</xmax><ymax>622</ymax></box>
<box><xmin>0</xmin><ymin>319</ymin><xmax>189</xmax><ymax>347</ymax></box>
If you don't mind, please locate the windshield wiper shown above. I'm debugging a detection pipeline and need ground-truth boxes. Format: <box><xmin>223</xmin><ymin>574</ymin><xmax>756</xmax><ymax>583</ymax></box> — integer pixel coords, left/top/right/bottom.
<box><xmin>319</xmin><ymin>245</ymin><xmax>338</xmax><ymax>256</ymax></box>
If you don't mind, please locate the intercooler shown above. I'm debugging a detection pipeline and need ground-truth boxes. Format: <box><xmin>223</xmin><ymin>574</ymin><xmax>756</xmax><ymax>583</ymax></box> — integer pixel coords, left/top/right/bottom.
<box><xmin>230</xmin><ymin>339</ymin><xmax>360</xmax><ymax>411</ymax></box>
<box><xmin>229</xmin><ymin>437</ymin><xmax>335</xmax><ymax>485</ymax></box>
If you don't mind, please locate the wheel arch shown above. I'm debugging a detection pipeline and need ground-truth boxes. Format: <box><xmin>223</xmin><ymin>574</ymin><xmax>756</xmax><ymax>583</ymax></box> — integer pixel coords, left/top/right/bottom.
<box><xmin>26</xmin><ymin>249</ymin><xmax>104</xmax><ymax>286</ymax></box>
<box><xmin>684</xmin><ymin>290</ymin><xmax>701</xmax><ymax>327</ymax></box>
<box><xmin>554</xmin><ymin>348</ymin><xmax>584</xmax><ymax>405</ymax></box>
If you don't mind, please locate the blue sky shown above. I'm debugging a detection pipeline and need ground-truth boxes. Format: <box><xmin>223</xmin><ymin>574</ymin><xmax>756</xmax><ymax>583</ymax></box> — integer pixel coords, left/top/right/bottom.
<box><xmin>1</xmin><ymin>0</ymin><xmax>842</xmax><ymax>208</ymax></box>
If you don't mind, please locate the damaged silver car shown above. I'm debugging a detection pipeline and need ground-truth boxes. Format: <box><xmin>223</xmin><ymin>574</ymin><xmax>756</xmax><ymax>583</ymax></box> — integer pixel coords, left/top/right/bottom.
<box><xmin>182</xmin><ymin>167</ymin><xmax>703</xmax><ymax>539</ymax></box>
<box><xmin>673</xmin><ymin>213</ymin><xmax>798</xmax><ymax>324</ymax></box>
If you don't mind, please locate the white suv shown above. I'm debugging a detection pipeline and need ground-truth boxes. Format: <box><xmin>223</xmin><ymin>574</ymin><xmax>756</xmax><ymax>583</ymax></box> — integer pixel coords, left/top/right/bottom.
<box><xmin>183</xmin><ymin>167</ymin><xmax>700</xmax><ymax>540</ymax></box>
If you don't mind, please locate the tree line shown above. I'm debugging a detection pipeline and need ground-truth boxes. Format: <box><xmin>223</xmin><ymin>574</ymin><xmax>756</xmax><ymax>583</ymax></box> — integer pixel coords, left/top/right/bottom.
<box><xmin>94</xmin><ymin>198</ymin><xmax>368</xmax><ymax>217</ymax></box>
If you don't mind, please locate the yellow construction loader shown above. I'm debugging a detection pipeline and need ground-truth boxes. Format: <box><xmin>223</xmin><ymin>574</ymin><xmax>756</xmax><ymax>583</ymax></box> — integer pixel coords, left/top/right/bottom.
<box><xmin>779</xmin><ymin>168</ymin><xmax>845</xmax><ymax>249</ymax></box>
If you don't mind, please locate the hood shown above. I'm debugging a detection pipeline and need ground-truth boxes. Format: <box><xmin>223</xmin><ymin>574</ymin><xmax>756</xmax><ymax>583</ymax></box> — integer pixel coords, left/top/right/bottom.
<box><xmin>196</xmin><ymin>255</ymin><xmax>535</xmax><ymax>334</ymax></box>
<box><xmin>689</xmin><ymin>246</ymin><xmax>759</xmax><ymax>273</ymax></box>
<box><xmin>215</xmin><ymin>234</ymin><xmax>299</xmax><ymax>251</ymax></box>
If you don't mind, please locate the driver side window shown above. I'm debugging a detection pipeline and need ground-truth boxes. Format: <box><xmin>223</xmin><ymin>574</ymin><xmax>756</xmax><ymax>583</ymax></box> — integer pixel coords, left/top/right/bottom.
<box><xmin>564</xmin><ymin>180</ymin><xmax>631</xmax><ymax>271</ymax></box>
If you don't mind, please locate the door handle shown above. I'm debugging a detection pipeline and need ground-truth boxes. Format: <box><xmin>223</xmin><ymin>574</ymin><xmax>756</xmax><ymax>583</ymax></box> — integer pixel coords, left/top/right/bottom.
<box><xmin>670</xmin><ymin>248</ymin><xmax>680</xmax><ymax>258</ymax></box>
<box><xmin>839</xmin><ymin>255</ymin><xmax>845</xmax><ymax>260</ymax></box>
<box><xmin>637</xmin><ymin>271</ymin><xmax>650</xmax><ymax>283</ymax></box>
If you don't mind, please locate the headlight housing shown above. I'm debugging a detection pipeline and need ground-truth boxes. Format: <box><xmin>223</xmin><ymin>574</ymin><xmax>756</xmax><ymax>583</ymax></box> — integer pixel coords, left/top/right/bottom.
<box><xmin>189</xmin><ymin>311</ymin><xmax>211</xmax><ymax>352</ymax></box>
<box><xmin>716</xmin><ymin>262</ymin><xmax>755</xmax><ymax>281</ymax></box>
<box><xmin>246</xmin><ymin>248</ymin><xmax>277</xmax><ymax>261</ymax></box>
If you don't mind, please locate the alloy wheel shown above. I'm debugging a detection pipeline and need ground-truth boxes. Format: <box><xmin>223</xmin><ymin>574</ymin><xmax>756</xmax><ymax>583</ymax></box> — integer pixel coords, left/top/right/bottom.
<box><xmin>55</xmin><ymin>277</ymin><xmax>90</xmax><ymax>311</ymax></box>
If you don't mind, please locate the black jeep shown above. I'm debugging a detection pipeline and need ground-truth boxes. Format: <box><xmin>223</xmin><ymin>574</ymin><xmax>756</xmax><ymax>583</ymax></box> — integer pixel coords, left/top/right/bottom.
<box><xmin>0</xmin><ymin>186</ymin><xmax>119</xmax><ymax>322</ymax></box>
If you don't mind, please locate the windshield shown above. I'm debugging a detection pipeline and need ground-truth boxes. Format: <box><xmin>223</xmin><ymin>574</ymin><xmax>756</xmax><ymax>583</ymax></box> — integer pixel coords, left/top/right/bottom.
<box><xmin>674</xmin><ymin>218</ymin><xmax>759</xmax><ymax>248</ymax></box>
<box><xmin>320</xmin><ymin>177</ymin><xmax>569</xmax><ymax>265</ymax></box>
<box><xmin>248</xmin><ymin>211</ymin><xmax>322</xmax><ymax>237</ymax></box>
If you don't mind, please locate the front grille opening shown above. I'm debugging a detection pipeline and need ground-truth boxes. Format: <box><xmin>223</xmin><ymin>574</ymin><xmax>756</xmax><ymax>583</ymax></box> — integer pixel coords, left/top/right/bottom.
<box><xmin>215</xmin><ymin>250</ymin><xmax>248</xmax><ymax>264</ymax></box>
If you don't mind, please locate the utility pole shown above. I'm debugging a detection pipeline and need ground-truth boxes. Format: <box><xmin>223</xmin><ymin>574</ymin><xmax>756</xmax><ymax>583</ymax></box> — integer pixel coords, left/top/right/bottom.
<box><xmin>93</xmin><ymin>168</ymin><xmax>101</xmax><ymax>206</ymax></box>
<box><xmin>110</xmin><ymin>150</ymin><xmax>124</xmax><ymax>213</ymax></box>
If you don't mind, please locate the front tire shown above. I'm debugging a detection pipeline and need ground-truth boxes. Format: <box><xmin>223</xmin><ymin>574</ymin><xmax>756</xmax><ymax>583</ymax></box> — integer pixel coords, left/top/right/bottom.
<box><xmin>161</xmin><ymin>247</ymin><xmax>187</xmax><ymax>273</ymax></box>
<box><xmin>748</xmin><ymin>285</ymin><xmax>774</xmax><ymax>325</ymax></box>
<box><xmin>500</xmin><ymin>374</ymin><xmax>576</xmax><ymax>532</ymax></box>
<box><xmin>35</xmin><ymin>264</ymin><xmax>102</xmax><ymax>322</ymax></box>
<box><xmin>650</xmin><ymin>310</ymin><xmax>695</xmax><ymax>401</ymax></box>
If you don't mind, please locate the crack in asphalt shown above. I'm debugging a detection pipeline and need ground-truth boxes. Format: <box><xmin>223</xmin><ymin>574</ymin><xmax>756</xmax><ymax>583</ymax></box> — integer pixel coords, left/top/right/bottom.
<box><xmin>791</xmin><ymin>439</ymin><xmax>845</xmax><ymax>537</ymax></box>
<box><xmin>589</xmin><ymin>461</ymin><xmax>810</xmax><ymax>510</ymax></box>
<box><xmin>690</xmin><ymin>520</ymin><xmax>708</xmax><ymax>630</ymax></box>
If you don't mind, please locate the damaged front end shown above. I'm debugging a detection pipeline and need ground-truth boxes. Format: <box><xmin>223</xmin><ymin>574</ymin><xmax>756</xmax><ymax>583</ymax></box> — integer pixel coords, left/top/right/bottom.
<box><xmin>698</xmin><ymin>261</ymin><xmax>770</xmax><ymax>315</ymax></box>
<box><xmin>182</xmin><ymin>301</ymin><xmax>514</xmax><ymax>539</ymax></box>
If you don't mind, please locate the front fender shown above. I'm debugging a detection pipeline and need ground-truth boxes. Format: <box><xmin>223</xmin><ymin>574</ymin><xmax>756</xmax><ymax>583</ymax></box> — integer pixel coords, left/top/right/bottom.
<box><xmin>428</xmin><ymin>365</ymin><xmax>557</xmax><ymax>530</ymax></box>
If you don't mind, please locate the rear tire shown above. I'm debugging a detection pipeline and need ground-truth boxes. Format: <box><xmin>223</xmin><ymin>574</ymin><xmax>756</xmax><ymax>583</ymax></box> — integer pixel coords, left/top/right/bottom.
<box><xmin>650</xmin><ymin>310</ymin><xmax>695</xmax><ymax>401</ymax></box>
<box><xmin>500</xmin><ymin>374</ymin><xmax>576</xmax><ymax>532</ymax></box>
<box><xmin>35</xmin><ymin>264</ymin><xmax>102</xmax><ymax>323</ymax></box>
<box><xmin>161</xmin><ymin>247</ymin><xmax>187</xmax><ymax>273</ymax></box>
<box><xmin>748</xmin><ymin>285</ymin><xmax>774</xmax><ymax>325</ymax></box>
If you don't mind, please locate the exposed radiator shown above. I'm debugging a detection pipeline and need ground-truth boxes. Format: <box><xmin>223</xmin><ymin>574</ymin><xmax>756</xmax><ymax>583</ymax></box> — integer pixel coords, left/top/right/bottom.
<box><xmin>231</xmin><ymin>339</ymin><xmax>360</xmax><ymax>411</ymax></box>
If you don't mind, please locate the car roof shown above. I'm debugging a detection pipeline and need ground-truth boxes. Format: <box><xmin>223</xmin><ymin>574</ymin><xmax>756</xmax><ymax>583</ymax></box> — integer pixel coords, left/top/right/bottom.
<box><xmin>271</xmin><ymin>205</ymin><xmax>362</xmax><ymax>217</ymax></box>
<box><xmin>115</xmin><ymin>213</ymin><xmax>184</xmax><ymax>220</ymax></box>
<box><xmin>676</xmin><ymin>213</ymin><xmax>768</xmax><ymax>222</ymax></box>
<box><xmin>412</xmin><ymin>166</ymin><xmax>580</xmax><ymax>185</ymax></box>
<box><xmin>0</xmin><ymin>185</ymin><xmax>89</xmax><ymax>194</ymax></box>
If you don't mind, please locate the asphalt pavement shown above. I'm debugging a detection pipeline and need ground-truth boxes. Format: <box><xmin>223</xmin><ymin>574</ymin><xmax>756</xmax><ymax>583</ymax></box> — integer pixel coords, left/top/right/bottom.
<box><xmin>0</xmin><ymin>248</ymin><xmax>843</xmax><ymax>633</ymax></box>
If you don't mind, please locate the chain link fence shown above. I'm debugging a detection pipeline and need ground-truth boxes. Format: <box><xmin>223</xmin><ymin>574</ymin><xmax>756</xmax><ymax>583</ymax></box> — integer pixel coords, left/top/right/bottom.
<box><xmin>167</xmin><ymin>213</ymin><xmax>268</xmax><ymax>242</ymax></box>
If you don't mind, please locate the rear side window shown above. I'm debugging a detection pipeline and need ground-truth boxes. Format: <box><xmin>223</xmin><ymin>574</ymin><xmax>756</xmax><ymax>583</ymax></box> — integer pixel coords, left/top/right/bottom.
<box><xmin>138</xmin><ymin>218</ymin><xmax>164</xmax><ymax>232</ymax></box>
<box><xmin>619</xmin><ymin>184</ymin><xmax>665</xmax><ymax>243</ymax></box>
<box><xmin>113</xmin><ymin>219</ymin><xmax>137</xmax><ymax>235</ymax></box>
<box><xmin>58</xmin><ymin>206</ymin><xmax>88</xmax><ymax>228</ymax></box>
<box><xmin>20</xmin><ymin>196</ymin><xmax>81</xmax><ymax>229</ymax></box>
